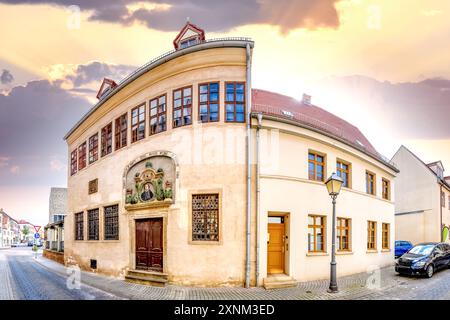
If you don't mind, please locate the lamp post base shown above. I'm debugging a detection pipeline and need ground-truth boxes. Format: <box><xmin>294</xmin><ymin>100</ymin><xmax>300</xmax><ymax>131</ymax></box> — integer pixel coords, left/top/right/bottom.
<box><xmin>327</xmin><ymin>286</ymin><xmax>339</xmax><ymax>293</ymax></box>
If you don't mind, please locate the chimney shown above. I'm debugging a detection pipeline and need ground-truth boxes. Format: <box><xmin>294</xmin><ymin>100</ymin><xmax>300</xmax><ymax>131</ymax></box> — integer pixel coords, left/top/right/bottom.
<box><xmin>302</xmin><ymin>93</ymin><xmax>311</xmax><ymax>105</ymax></box>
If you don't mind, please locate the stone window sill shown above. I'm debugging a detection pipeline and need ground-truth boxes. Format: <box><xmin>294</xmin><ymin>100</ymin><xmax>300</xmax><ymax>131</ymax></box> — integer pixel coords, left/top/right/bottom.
<box><xmin>366</xmin><ymin>250</ymin><xmax>378</xmax><ymax>254</ymax></box>
<box><xmin>306</xmin><ymin>252</ymin><xmax>329</xmax><ymax>257</ymax></box>
<box><xmin>336</xmin><ymin>251</ymin><xmax>353</xmax><ymax>255</ymax></box>
<box><xmin>381</xmin><ymin>249</ymin><xmax>391</xmax><ymax>252</ymax></box>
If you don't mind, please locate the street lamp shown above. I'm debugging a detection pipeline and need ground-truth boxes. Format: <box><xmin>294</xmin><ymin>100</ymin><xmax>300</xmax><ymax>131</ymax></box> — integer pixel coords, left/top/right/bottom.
<box><xmin>325</xmin><ymin>172</ymin><xmax>343</xmax><ymax>293</ymax></box>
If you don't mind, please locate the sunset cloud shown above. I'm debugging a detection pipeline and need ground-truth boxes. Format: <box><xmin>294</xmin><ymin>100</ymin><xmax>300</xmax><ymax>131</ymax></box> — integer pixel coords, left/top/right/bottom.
<box><xmin>0</xmin><ymin>69</ymin><xmax>13</xmax><ymax>84</ymax></box>
<box><xmin>0</xmin><ymin>0</ymin><xmax>342</xmax><ymax>32</ymax></box>
<box><xmin>308</xmin><ymin>75</ymin><xmax>450</xmax><ymax>141</ymax></box>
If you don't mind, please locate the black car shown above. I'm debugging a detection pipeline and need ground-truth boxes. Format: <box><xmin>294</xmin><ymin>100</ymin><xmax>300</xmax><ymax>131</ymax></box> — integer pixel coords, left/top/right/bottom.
<box><xmin>395</xmin><ymin>242</ymin><xmax>450</xmax><ymax>278</ymax></box>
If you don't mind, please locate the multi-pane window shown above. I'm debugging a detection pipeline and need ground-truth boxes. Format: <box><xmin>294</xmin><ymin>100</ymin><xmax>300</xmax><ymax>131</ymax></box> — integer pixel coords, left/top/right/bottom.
<box><xmin>101</xmin><ymin>122</ymin><xmax>112</xmax><ymax>157</ymax></box>
<box><xmin>442</xmin><ymin>191</ymin><xmax>446</xmax><ymax>208</ymax></box>
<box><xmin>104</xmin><ymin>205</ymin><xmax>119</xmax><ymax>240</ymax></box>
<box><xmin>115</xmin><ymin>113</ymin><xmax>127</xmax><ymax>150</ymax></box>
<box><xmin>336</xmin><ymin>160</ymin><xmax>350</xmax><ymax>188</ymax></box>
<box><xmin>192</xmin><ymin>194</ymin><xmax>219</xmax><ymax>241</ymax></box>
<box><xmin>70</xmin><ymin>149</ymin><xmax>77</xmax><ymax>176</ymax></box>
<box><xmin>366</xmin><ymin>171</ymin><xmax>376</xmax><ymax>195</ymax></box>
<box><xmin>150</xmin><ymin>95</ymin><xmax>167</xmax><ymax>135</ymax></box>
<box><xmin>78</xmin><ymin>142</ymin><xmax>87</xmax><ymax>170</ymax></box>
<box><xmin>199</xmin><ymin>82</ymin><xmax>219</xmax><ymax>122</ymax></box>
<box><xmin>225</xmin><ymin>82</ymin><xmax>245</xmax><ymax>122</ymax></box>
<box><xmin>367</xmin><ymin>221</ymin><xmax>377</xmax><ymax>250</ymax></box>
<box><xmin>87</xmin><ymin>208</ymin><xmax>99</xmax><ymax>241</ymax></box>
<box><xmin>448</xmin><ymin>196</ymin><xmax>450</xmax><ymax>210</ymax></box>
<box><xmin>308</xmin><ymin>215</ymin><xmax>326</xmax><ymax>252</ymax></box>
<box><xmin>337</xmin><ymin>217</ymin><xmax>351</xmax><ymax>251</ymax></box>
<box><xmin>131</xmin><ymin>104</ymin><xmax>146</xmax><ymax>142</ymax></box>
<box><xmin>308</xmin><ymin>152</ymin><xmax>325</xmax><ymax>181</ymax></box>
<box><xmin>382</xmin><ymin>178</ymin><xmax>390</xmax><ymax>200</ymax></box>
<box><xmin>382</xmin><ymin>223</ymin><xmax>390</xmax><ymax>249</ymax></box>
<box><xmin>88</xmin><ymin>133</ymin><xmax>98</xmax><ymax>164</ymax></box>
<box><xmin>74</xmin><ymin>212</ymin><xmax>84</xmax><ymax>240</ymax></box>
<box><xmin>173</xmin><ymin>86</ymin><xmax>192</xmax><ymax>128</ymax></box>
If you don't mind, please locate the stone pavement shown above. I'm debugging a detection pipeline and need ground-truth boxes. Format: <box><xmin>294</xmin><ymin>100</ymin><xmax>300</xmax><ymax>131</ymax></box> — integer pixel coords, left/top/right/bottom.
<box><xmin>0</xmin><ymin>248</ymin><xmax>119</xmax><ymax>300</ymax></box>
<box><xmin>34</xmin><ymin>253</ymin><xmax>450</xmax><ymax>300</ymax></box>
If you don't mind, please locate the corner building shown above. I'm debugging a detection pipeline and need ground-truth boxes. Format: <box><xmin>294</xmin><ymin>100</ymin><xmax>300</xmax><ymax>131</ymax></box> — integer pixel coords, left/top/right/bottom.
<box><xmin>64</xmin><ymin>23</ymin><xmax>398</xmax><ymax>287</ymax></box>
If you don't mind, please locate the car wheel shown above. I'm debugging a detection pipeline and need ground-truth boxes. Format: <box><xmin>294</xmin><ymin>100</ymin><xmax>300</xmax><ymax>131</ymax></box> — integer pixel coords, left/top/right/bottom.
<box><xmin>426</xmin><ymin>265</ymin><xmax>434</xmax><ymax>278</ymax></box>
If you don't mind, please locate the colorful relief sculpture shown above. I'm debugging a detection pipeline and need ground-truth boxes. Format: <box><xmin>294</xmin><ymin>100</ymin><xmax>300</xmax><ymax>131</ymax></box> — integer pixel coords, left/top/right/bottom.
<box><xmin>125</xmin><ymin>161</ymin><xmax>173</xmax><ymax>205</ymax></box>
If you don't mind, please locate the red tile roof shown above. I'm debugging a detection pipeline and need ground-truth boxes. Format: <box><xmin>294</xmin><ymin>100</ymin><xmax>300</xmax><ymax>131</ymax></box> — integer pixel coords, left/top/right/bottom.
<box><xmin>251</xmin><ymin>89</ymin><xmax>381</xmax><ymax>162</ymax></box>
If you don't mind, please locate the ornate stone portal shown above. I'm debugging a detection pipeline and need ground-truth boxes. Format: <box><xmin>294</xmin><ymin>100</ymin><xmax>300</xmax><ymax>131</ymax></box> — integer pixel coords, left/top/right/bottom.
<box><xmin>124</xmin><ymin>155</ymin><xmax>176</xmax><ymax>210</ymax></box>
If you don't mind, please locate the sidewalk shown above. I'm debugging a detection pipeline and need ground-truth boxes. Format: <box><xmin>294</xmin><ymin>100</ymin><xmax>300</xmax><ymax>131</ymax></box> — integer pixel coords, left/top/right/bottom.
<box><xmin>34</xmin><ymin>255</ymin><xmax>404</xmax><ymax>300</ymax></box>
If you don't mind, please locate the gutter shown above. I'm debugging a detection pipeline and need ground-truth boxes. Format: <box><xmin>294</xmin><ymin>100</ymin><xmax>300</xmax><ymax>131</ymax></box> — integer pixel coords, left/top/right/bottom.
<box><xmin>250</xmin><ymin>112</ymin><xmax>399</xmax><ymax>174</ymax></box>
<box><xmin>64</xmin><ymin>38</ymin><xmax>254</xmax><ymax>141</ymax></box>
<box><xmin>245</xmin><ymin>43</ymin><xmax>252</xmax><ymax>288</ymax></box>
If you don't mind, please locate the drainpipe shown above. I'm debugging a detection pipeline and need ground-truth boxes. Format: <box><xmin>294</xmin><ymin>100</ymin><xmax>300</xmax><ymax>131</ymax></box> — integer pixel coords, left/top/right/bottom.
<box><xmin>440</xmin><ymin>184</ymin><xmax>443</xmax><ymax>242</ymax></box>
<box><xmin>255</xmin><ymin>113</ymin><xmax>263</xmax><ymax>286</ymax></box>
<box><xmin>245</xmin><ymin>43</ymin><xmax>252</xmax><ymax>288</ymax></box>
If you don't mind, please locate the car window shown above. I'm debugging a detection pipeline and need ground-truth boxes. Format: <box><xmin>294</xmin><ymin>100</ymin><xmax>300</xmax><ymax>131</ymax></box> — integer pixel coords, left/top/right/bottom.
<box><xmin>435</xmin><ymin>245</ymin><xmax>444</xmax><ymax>254</ymax></box>
<box><xmin>409</xmin><ymin>244</ymin><xmax>435</xmax><ymax>255</ymax></box>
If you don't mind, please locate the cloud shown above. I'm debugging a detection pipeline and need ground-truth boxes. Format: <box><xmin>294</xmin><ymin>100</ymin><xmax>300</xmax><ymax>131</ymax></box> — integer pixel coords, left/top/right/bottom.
<box><xmin>50</xmin><ymin>158</ymin><xmax>65</xmax><ymax>171</ymax></box>
<box><xmin>0</xmin><ymin>78</ymin><xmax>91</xmax><ymax>186</ymax></box>
<box><xmin>1</xmin><ymin>69</ymin><xmax>14</xmax><ymax>84</ymax></box>
<box><xmin>0</xmin><ymin>156</ymin><xmax>9</xmax><ymax>168</ymax></box>
<box><xmin>9</xmin><ymin>165</ymin><xmax>20</xmax><ymax>174</ymax></box>
<box><xmin>64</xmin><ymin>61</ymin><xmax>136</xmax><ymax>88</ymax></box>
<box><xmin>309</xmin><ymin>75</ymin><xmax>450</xmax><ymax>140</ymax></box>
<box><xmin>0</xmin><ymin>0</ymin><xmax>342</xmax><ymax>33</ymax></box>
<box><xmin>0</xmin><ymin>60</ymin><xmax>137</xmax><ymax>187</ymax></box>
<box><xmin>421</xmin><ymin>10</ymin><xmax>441</xmax><ymax>17</ymax></box>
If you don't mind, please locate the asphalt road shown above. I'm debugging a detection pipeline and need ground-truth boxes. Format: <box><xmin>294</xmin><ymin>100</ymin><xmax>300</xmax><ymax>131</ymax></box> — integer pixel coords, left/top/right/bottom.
<box><xmin>0</xmin><ymin>247</ymin><xmax>118</xmax><ymax>300</ymax></box>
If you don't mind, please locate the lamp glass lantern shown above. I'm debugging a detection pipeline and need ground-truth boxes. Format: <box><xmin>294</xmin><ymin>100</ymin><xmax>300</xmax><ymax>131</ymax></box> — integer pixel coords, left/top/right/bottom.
<box><xmin>325</xmin><ymin>172</ymin><xmax>343</xmax><ymax>197</ymax></box>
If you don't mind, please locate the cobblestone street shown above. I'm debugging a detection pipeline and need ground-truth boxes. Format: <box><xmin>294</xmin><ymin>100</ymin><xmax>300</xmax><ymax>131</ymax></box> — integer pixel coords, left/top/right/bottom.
<box><xmin>2</xmin><ymin>247</ymin><xmax>450</xmax><ymax>300</ymax></box>
<box><xmin>0</xmin><ymin>247</ymin><xmax>118</xmax><ymax>300</ymax></box>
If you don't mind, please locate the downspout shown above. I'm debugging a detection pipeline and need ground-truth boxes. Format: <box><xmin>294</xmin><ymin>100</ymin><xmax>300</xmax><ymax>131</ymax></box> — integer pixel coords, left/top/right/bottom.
<box><xmin>255</xmin><ymin>113</ymin><xmax>263</xmax><ymax>286</ymax></box>
<box><xmin>245</xmin><ymin>43</ymin><xmax>252</xmax><ymax>288</ymax></box>
<box><xmin>440</xmin><ymin>184</ymin><xmax>443</xmax><ymax>242</ymax></box>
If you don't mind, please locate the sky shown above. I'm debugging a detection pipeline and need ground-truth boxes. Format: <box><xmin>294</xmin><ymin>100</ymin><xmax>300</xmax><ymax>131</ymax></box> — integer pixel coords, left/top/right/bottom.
<box><xmin>0</xmin><ymin>0</ymin><xmax>449</xmax><ymax>225</ymax></box>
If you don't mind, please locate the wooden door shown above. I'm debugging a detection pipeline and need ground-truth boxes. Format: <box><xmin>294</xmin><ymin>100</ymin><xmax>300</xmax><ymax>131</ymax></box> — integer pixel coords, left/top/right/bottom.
<box><xmin>135</xmin><ymin>218</ymin><xmax>163</xmax><ymax>272</ymax></box>
<box><xmin>267</xmin><ymin>218</ymin><xmax>285</xmax><ymax>274</ymax></box>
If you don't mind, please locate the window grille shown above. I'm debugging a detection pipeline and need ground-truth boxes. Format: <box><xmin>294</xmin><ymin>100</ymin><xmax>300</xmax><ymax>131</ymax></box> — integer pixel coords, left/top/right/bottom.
<box><xmin>192</xmin><ymin>194</ymin><xmax>219</xmax><ymax>241</ymax></box>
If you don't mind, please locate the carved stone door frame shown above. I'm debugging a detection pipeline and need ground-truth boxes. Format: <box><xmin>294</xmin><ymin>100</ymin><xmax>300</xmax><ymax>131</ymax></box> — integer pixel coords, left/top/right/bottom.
<box><xmin>128</xmin><ymin>209</ymin><xmax>168</xmax><ymax>274</ymax></box>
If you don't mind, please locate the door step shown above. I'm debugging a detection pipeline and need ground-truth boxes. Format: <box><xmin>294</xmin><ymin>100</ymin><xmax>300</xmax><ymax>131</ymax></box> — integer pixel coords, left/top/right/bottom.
<box><xmin>263</xmin><ymin>275</ymin><xmax>297</xmax><ymax>290</ymax></box>
<box><xmin>125</xmin><ymin>269</ymin><xmax>168</xmax><ymax>287</ymax></box>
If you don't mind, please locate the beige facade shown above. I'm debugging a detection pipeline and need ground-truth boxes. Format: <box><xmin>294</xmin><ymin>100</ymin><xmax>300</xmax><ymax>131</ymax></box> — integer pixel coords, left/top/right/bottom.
<box><xmin>65</xmin><ymin>43</ymin><xmax>251</xmax><ymax>286</ymax></box>
<box><xmin>64</xmin><ymin>26</ymin><xmax>398</xmax><ymax>287</ymax></box>
<box><xmin>392</xmin><ymin>146</ymin><xmax>450</xmax><ymax>245</ymax></box>
<box><xmin>255</xmin><ymin>119</ymin><xmax>396</xmax><ymax>284</ymax></box>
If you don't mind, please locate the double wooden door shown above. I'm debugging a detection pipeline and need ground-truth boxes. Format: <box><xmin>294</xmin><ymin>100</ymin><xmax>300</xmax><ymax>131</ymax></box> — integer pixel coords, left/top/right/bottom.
<box><xmin>135</xmin><ymin>218</ymin><xmax>163</xmax><ymax>272</ymax></box>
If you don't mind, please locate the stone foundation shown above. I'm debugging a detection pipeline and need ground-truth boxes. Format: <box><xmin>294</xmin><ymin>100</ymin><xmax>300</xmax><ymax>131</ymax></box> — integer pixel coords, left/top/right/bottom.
<box><xmin>43</xmin><ymin>249</ymin><xmax>64</xmax><ymax>264</ymax></box>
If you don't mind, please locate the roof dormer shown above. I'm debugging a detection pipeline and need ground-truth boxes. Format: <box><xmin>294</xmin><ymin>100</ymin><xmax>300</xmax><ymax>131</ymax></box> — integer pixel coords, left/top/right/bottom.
<box><xmin>96</xmin><ymin>78</ymin><xmax>118</xmax><ymax>100</ymax></box>
<box><xmin>173</xmin><ymin>21</ymin><xmax>206</xmax><ymax>50</ymax></box>
<box><xmin>427</xmin><ymin>161</ymin><xmax>445</xmax><ymax>179</ymax></box>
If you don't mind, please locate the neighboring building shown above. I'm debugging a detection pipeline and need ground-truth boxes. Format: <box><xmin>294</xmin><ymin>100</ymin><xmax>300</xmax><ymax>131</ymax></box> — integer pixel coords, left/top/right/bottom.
<box><xmin>48</xmin><ymin>187</ymin><xmax>67</xmax><ymax>223</ymax></box>
<box><xmin>64</xmin><ymin>22</ymin><xmax>398</xmax><ymax>287</ymax></box>
<box><xmin>392</xmin><ymin>145</ymin><xmax>450</xmax><ymax>245</ymax></box>
<box><xmin>17</xmin><ymin>220</ymin><xmax>35</xmax><ymax>243</ymax></box>
<box><xmin>1</xmin><ymin>209</ymin><xmax>20</xmax><ymax>247</ymax></box>
<box><xmin>0</xmin><ymin>210</ymin><xmax>3</xmax><ymax>248</ymax></box>
<box><xmin>43</xmin><ymin>188</ymin><xmax>67</xmax><ymax>263</ymax></box>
